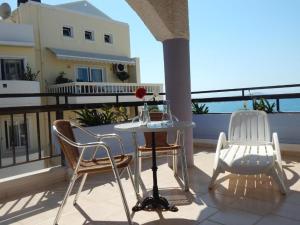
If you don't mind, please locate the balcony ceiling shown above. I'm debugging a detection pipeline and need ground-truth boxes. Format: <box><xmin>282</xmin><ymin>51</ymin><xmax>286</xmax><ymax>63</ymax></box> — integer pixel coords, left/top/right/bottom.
<box><xmin>126</xmin><ymin>0</ymin><xmax>189</xmax><ymax>41</ymax></box>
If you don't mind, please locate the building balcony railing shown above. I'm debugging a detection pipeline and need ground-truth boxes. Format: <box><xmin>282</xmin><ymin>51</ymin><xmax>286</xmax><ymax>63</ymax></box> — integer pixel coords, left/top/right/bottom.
<box><xmin>48</xmin><ymin>82</ymin><xmax>163</xmax><ymax>95</ymax></box>
<box><xmin>47</xmin><ymin>82</ymin><xmax>164</xmax><ymax>104</ymax></box>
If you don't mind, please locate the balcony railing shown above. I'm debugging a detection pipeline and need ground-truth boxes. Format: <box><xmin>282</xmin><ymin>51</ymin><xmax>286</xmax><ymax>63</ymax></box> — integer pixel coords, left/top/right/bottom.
<box><xmin>0</xmin><ymin>83</ymin><xmax>300</xmax><ymax>171</ymax></box>
<box><xmin>48</xmin><ymin>82</ymin><xmax>163</xmax><ymax>95</ymax></box>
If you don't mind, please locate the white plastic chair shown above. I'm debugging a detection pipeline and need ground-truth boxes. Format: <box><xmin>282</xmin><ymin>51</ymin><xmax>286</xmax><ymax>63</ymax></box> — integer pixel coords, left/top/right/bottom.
<box><xmin>209</xmin><ymin>110</ymin><xmax>287</xmax><ymax>194</ymax></box>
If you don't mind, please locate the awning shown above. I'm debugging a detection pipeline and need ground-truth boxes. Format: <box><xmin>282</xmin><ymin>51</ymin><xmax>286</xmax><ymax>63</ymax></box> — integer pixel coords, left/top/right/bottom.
<box><xmin>48</xmin><ymin>47</ymin><xmax>136</xmax><ymax>65</ymax></box>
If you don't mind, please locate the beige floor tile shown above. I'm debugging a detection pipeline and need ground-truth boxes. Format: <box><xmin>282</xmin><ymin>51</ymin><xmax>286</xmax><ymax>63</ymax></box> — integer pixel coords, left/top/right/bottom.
<box><xmin>0</xmin><ymin>222</ymin><xmax>23</xmax><ymax>225</ymax></box>
<box><xmin>255</xmin><ymin>215</ymin><xmax>300</xmax><ymax>225</ymax></box>
<box><xmin>198</xmin><ymin>220</ymin><xmax>223</xmax><ymax>225</ymax></box>
<box><xmin>161</xmin><ymin>204</ymin><xmax>218</xmax><ymax>224</ymax></box>
<box><xmin>208</xmin><ymin>208</ymin><xmax>261</xmax><ymax>225</ymax></box>
<box><xmin>1</xmin><ymin>150</ymin><xmax>300</xmax><ymax>225</ymax></box>
<box><xmin>196</xmin><ymin>192</ymin><xmax>235</xmax><ymax>209</ymax></box>
<box><xmin>284</xmin><ymin>191</ymin><xmax>300</xmax><ymax>206</ymax></box>
<box><xmin>229</xmin><ymin>197</ymin><xmax>276</xmax><ymax>215</ymax></box>
<box><xmin>272</xmin><ymin>201</ymin><xmax>300</xmax><ymax>221</ymax></box>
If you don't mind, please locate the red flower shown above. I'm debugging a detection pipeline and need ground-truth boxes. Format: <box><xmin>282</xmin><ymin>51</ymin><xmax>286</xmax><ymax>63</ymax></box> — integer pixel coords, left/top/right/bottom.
<box><xmin>135</xmin><ymin>87</ymin><xmax>147</xmax><ymax>99</ymax></box>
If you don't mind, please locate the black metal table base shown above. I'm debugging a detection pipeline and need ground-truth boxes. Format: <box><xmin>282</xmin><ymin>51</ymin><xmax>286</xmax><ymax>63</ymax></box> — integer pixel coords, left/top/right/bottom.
<box><xmin>132</xmin><ymin>196</ymin><xmax>178</xmax><ymax>212</ymax></box>
<box><xmin>133</xmin><ymin>131</ymin><xmax>178</xmax><ymax>213</ymax></box>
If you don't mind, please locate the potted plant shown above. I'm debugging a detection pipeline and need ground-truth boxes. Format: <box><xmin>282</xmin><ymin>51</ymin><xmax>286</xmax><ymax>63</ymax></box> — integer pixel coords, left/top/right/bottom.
<box><xmin>22</xmin><ymin>64</ymin><xmax>40</xmax><ymax>81</ymax></box>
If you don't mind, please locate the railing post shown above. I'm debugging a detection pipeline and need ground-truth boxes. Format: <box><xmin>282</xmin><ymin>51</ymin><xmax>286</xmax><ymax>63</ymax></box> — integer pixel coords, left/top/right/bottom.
<box><xmin>116</xmin><ymin>94</ymin><xmax>119</xmax><ymax>106</ymax></box>
<box><xmin>10</xmin><ymin>114</ymin><xmax>16</xmax><ymax>165</ymax></box>
<box><xmin>134</xmin><ymin>105</ymin><xmax>139</xmax><ymax>116</ymax></box>
<box><xmin>242</xmin><ymin>89</ymin><xmax>245</xmax><ymax>97</ymax></box>
<box><xmin>64</xmin><ymin>95</ymin><xmax>68</xmax><ymax>105</ymax></box>
<box><xmin>24</xmin><ymin>113</ymin><xmax>29</xmax><ymax>162</ymax></box>
<box><xmin>276</xmin><ymin>99</ymin><xmax>280</xmax><ymax>112</ymax></box>
<box><xmin>55</xmin><ymin>95</ymin><xmax>65</xmax><ymax>166</ymax></box>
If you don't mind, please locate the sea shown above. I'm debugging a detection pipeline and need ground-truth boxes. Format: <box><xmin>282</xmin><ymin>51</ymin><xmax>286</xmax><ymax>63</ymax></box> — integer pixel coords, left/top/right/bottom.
<box><xmin>202</xmin><ymin>99</ymin><xmax>300</xmax><ymax>113</ymax></box>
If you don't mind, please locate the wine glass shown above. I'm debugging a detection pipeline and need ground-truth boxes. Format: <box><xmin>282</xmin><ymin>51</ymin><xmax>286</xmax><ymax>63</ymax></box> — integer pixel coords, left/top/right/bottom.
<box><xmin>139</xmin><ymin>105</ymin><xmax>150</xmax><ymax>126</ymax></box>
<box><xmin>162</xmin><ymin>100</ymin><xmax>173</xmax><ymax>125</ymax></box>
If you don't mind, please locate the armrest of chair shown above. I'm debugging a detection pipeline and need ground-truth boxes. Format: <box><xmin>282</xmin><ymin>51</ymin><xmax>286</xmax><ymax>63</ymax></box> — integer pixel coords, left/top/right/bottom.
<box><xmin>74</xmin><ymin>141</ymin><xmax>116</xmax><ymax>173</ymax></box>
<box><xmin>71</xmin><ymin>122</ymin><xmax>101</xmax><ymax>139</ymax></box>
<box><xmin>214</xmin><ymin>132</ymin><xmax>227</xmax><ymax>170</ymax></box>
<box><xmin>272</xmin><ymin>132</ymin><xmax>283</xmax><ymax>170</ymax></box>
<box><xmin>94</xmin><ymin>133</ymin><xmax>126</xmax><ymax>155</ymax></box>
<box><xmin>56</xmin><ymin>129</ymin><xmax>107</xmax><ymax>149</ymax></box>
<box><xmin>70</xmin><ymin>121</ymin><xmax>126</xmax><ymax>155</ymax></box>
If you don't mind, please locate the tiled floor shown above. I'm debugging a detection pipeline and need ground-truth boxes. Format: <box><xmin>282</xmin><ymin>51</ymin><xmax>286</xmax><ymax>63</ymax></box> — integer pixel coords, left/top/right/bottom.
<box><xmin>1</xmin><ymin>149</ymin><xmax>300</xmax><ymax>225</ymax></box>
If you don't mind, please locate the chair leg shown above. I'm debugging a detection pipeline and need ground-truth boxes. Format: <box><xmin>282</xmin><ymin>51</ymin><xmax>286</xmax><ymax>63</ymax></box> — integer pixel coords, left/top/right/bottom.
<box><xmin>73</xmin><ymin>173</ymin><xmax>87</xmax><ymax>205</ymax></box>
<box><xmin>127</xmin><ymin>166</ymin><xmax>140</xmax><ymax>201</ymax></box>
<box><xmin>173</xmin><ymin>150</ymin><xmax>178</xmax><ymax>176</ymax></box>
<box><xmin>268</xmin><ymin>164</ymin><xmax>287</xmax><ymax>194</ymax></box>
<box><xmin>209</xmin><ymin>168</ymin><xmax>221</xmax><ymax>190</ymax></box>
<box><xmin>138</xmin><ymin>151</ymin><xmax>142</xmax><ymax>178</ymax></box>
<box><xmin>53</xmin><ymin>174</ymin><xmax>78</xmax><ymax>225</ymax></box>
<box><xmin>180</xmin><ymin>147</ymin><xmax>189</xmax><ymax>192</ymax></box>
<box><xmin>111</xmin><ymin>164</ymin><xmax>132</xmax><ymax>225</ymax></box>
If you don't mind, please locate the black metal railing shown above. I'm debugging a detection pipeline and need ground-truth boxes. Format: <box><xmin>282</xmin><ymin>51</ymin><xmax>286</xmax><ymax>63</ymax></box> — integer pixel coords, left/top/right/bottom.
<box><xmin>0</xmin><ymin>83</ymin><xmax>300</xmax><ymax>169</ymax></box>
<box><xmin>0</xmin><ymin>93</ymin><xmax>163</xmax><ymax>169</ymax></box>
<box><xmin>191</xmin><ymin>83</ymin><xmax>300</xmax><ymax>113</ymax></box>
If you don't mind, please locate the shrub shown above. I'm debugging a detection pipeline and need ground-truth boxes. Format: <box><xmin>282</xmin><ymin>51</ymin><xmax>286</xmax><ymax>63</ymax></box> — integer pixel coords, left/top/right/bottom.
<box><xmin>55</xmin><ymin>72</ymin><xmax>73</xmax><ymax>84</ymax></box>
<box><xmin>252</xmin><ymin>98</ymin><xmax>276</xmax><ymax>113</ymax></box>
<box><xmin>22</xmin><ymin>64</ymin><xmax>40</xmax><ymax>81</ymax></box>
<box><xmin>192</xmin><ymin>102</ymin><xmax>209</xmax><ymax>114</ymax></box>
<box><xmin>74</xmin><ymin>106</ymin><xmax>129</xmax><ymax>126</ymax></box>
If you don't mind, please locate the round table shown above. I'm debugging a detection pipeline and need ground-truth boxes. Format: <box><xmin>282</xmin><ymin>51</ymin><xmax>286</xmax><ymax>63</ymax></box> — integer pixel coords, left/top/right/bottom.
<box><xmin>114</xmin><ymin>120</ymin><xmax>194</xmax><ymax>212</ymax></box>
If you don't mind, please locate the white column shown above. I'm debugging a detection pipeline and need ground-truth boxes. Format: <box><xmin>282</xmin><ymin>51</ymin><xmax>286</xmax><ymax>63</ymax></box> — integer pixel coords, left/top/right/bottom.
<box><xmin>163</xmin><ymin>38</ymin><xmax>193</xmax><ymax>166</ymax></box>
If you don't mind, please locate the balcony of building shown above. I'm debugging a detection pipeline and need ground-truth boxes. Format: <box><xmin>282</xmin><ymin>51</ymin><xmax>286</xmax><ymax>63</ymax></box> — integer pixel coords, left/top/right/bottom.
<box><xmin>0</xmin><ymin>84</ymin><xmax>300</xmax><ymax>225</ymax></box>
<box><xmin>47</xmin><ymin>82</ymin><xmax>164</xmax><ymax>104</ymax></box>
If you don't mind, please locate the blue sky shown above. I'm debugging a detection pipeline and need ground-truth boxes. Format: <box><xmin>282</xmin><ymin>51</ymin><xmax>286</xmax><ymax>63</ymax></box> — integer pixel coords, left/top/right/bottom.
<box><xmin>5</xmin><ymin>0</ymin><xmax>300</xmax><ymax>91</ymax></box>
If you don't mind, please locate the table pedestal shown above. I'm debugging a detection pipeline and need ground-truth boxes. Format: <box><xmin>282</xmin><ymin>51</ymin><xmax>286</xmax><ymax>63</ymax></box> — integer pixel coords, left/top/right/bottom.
<box><xmin>132</xmin><ymin>132</ymin><xmax>178</xmax><ymax>212</ymax></box>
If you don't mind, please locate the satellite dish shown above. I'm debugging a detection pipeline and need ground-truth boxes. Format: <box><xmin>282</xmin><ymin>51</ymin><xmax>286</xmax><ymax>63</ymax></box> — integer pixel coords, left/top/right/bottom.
<box><xmin>0</xmin><ymin>3</ymin><xmax>11</xmax><ymax>20</ymax></box>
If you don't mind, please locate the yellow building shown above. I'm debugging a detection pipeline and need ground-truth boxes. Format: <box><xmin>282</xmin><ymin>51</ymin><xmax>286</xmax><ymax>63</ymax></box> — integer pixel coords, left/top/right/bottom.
<box><xmin>0</xmin><ymin>0</ymin><xmax>162</xmax><ymax>169</ymax></box>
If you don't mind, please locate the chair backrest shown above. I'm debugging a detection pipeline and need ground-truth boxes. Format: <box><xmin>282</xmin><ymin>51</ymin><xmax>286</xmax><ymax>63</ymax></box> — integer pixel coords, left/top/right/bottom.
<box><xmin>144</xmin><ymin>112</ymin><xmax>169</xmax><ymax>148</ymax></box>
<box><xmin>228</xmin><ymin>110</ymin><xmax>271</xmax><ymax>144</ymax></box>
<box><xmin>53</xmin><ymin>120</ymin><xmax>79</xmax><ymax>170</ymax></box>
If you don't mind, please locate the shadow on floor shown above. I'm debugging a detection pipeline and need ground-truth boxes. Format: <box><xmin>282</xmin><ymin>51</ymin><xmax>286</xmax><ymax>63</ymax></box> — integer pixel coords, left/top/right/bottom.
<box><xmin>1</xmin><ymin>152</ymin><xmax>300</xmax><ymax>225</ymax></box>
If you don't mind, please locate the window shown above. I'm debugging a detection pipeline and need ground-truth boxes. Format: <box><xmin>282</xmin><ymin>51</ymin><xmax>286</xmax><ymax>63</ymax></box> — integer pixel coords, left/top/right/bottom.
<box><xmin>90</xmin><ymin>68</ymin><xmax>104</xmax><ymax>82</ymax></box>
<box><xmin>76</xmin><ymin>67</ymin><xmax>89</xmax><ymax>82</ymax></box>
<box><xmin>0</xmin><ymin>59</ymin><xmax>24</xmax><ymax>80</ymax></box>
<box><xmin>76</xmin><ymin>67</ymin><xmax>105</xmax><ymax>82</ymax></box>
<box><xmin>104</xmin><ymin>34</ymin><xmax>113</xmax><ymax>44</ymax></box>
<box><xmin>85</xmin><ymin>31</ymin><xmax>94</xmax><ymax>41</ymax></box>
<box><xmin>62</xmin><ymin>26</ymin><xmax>73</xmax><ymax>37</ymax></box>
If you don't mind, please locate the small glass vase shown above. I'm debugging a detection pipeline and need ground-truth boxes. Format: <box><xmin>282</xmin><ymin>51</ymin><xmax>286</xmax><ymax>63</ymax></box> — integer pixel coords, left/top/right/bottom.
<box><xmin>139</xmin><ymin>102</ymin><xmax>150</xmax><ymax>126</ymax></box>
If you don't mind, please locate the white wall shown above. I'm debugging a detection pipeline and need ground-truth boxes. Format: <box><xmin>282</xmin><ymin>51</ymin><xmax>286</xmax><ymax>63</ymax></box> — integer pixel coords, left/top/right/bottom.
<box><xmin>193</xmin><ymin>113</ymin><xmax>300</xmax><ymax>145</ymax></box>
<box><xmin>0</xmin><ymin>81</ymin><xmax>41</xmax><ymax>107</ymax></box>
<box><xmin>0</xmin><ymin>23</ymin><xmax>34</xmax><ymax>47</ymax></box>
